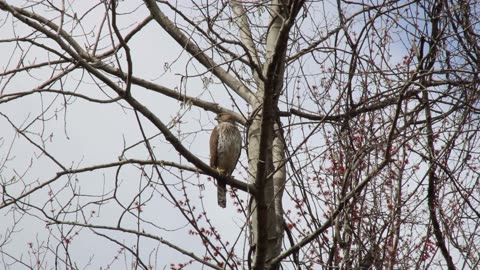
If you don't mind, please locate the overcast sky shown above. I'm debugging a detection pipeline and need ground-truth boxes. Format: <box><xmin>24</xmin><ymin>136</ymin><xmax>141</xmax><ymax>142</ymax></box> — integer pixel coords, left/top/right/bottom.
<box><xmin>0</xmin><ymin>0</ymin><xmax>429</xmax><ymax>269</ymax></box>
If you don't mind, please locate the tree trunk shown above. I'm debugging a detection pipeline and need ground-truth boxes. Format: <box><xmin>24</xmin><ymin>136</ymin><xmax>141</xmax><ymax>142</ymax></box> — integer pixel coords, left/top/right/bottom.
<box><xmin>247</xmin><ymin>1</ymin><xmax>290</xmax><ymax>269</ymax></box>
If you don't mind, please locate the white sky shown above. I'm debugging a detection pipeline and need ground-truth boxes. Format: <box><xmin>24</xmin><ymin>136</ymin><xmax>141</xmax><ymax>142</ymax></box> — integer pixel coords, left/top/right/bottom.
<box><xmin>1</xmin><ymin>0</ymin><xmax>471</xmax><ymax>269</ymax></box>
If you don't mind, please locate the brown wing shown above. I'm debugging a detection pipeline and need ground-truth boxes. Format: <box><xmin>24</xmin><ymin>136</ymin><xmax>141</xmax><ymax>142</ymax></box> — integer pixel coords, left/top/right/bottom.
<box><xmin>209</xmin><ymin>126</ymin><xmax>219</xmax><ymax>168</ymax></box>
<box><xmin>224</xmin><ymin>125</ymin><xmax>241</xmax><ymax>176</ymax></box>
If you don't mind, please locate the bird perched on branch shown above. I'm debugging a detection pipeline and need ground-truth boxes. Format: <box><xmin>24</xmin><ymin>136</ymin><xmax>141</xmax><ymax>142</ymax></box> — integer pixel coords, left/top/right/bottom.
<box><xmin>209</xmin><ymin>113</ymin><xmax>242</xmax><ymax>208</ymax></box>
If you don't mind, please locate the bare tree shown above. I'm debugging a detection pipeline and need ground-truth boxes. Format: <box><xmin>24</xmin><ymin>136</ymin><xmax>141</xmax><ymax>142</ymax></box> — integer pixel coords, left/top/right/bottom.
<box><xmin>0</xmin><ymin>0</ymin><xmax>479</xmax><ymax>269</ymax></box>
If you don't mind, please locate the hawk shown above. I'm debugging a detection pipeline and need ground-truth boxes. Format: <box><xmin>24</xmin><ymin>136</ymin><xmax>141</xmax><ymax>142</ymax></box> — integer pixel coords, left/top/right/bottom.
<box><xmin>209</xmin><ymin>113</ymin><xmax>242</xmax><ymax>208</ymax></box>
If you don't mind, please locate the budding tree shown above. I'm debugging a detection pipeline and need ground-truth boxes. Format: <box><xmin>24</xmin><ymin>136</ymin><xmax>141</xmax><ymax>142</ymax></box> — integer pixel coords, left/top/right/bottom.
<box><xmin>0</xmin><ymin>0</ymin><xmax>479</xmax><ymax>269</ymax></box>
